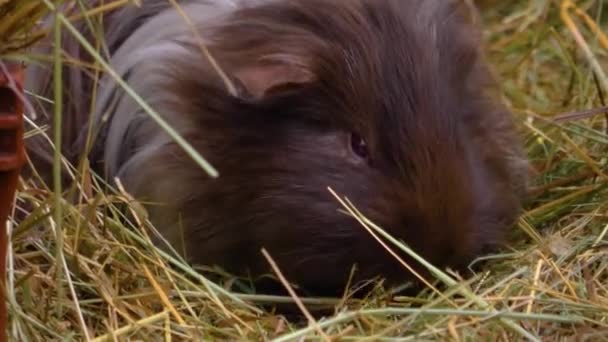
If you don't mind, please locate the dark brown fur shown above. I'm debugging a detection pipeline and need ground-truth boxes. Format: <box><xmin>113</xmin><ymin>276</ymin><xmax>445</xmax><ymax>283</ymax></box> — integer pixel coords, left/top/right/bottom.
<box><xmin>24</xmin><ymin>0</ymin><xmax>528</xmax><ymax>296</ymax></box>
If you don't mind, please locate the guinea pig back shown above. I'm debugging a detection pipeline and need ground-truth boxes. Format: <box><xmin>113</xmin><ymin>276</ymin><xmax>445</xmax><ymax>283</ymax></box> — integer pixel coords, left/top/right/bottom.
<box><xmin>24</xmin><ymin>0</ymin><xmax>529</xmax><ymax>296</ymax></box>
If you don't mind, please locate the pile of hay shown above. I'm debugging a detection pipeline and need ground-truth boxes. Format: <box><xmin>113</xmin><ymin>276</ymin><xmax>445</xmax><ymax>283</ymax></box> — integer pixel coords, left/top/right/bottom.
<box><xmin>4</xmin><ymin>0</ymin><xmax>608</xmax><ymax>340</ymax></box>
<box><xmin>0</xmin><ymin>0</ymin><xmax>47</xmax><ymax>56</ymax></box>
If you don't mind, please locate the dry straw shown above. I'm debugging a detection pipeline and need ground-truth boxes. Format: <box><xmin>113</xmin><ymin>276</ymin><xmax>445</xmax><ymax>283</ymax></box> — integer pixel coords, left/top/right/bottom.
<box><xmin>0</xmin><ymin>0</ymin><xmax>48</xmax><ymax>56</ymax></box>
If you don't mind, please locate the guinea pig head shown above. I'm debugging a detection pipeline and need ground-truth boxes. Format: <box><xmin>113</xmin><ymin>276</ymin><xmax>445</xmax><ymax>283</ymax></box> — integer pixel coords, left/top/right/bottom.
<box><xmin>123</xmin><ymin>0</ymin><xmax>528</xmax><ymax>295</ymax></box>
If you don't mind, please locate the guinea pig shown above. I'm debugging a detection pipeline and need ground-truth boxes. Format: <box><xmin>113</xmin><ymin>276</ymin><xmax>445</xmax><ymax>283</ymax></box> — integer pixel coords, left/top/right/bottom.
<box><xmin>24</xmin><ymin>0</ymin><xmax>529</xmax><ymax>296</ymax></box>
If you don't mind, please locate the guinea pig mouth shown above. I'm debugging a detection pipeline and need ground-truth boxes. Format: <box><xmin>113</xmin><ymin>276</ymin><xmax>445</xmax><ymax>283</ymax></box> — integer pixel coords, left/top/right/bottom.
<box><xmin>477</xmin><ymin>239</ymin><xmax>502</xmax><ymax>255</ymax></box>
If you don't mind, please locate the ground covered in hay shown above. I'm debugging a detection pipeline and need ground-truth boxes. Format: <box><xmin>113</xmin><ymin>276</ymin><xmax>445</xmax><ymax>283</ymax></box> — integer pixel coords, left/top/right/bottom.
<box><xmin>3</xmin><ymin>0</ymin><xmax>608</xmax><ymax>341</ymax></box>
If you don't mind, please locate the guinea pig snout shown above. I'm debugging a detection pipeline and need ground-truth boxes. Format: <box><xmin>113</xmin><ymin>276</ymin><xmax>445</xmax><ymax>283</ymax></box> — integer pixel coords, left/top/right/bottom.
<box><xmin>422</xmin><ymin>225</ymin><xmax>476</xmax><ymax>268</ymax></box>
<box><xmin>387</xmin><ymin>208</ymin><xmax>479</xmax><ymax>269</ymax></box>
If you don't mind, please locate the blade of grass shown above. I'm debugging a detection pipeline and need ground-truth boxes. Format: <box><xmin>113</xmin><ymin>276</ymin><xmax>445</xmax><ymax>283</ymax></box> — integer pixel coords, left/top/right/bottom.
<box><xmin>51</xmin><ymin>1</ymin><xmax>65</xmax><ymax>320</ymax></box>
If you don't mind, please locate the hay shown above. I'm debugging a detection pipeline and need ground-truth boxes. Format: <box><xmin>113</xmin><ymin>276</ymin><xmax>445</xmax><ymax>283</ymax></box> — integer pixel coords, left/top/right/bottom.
<box><xmin>5</xmin><ymin>0</ymin><xmax>608</xmax><ymax>340</ymax></box>
<box><xmin>0</xmin><ymin>0</ymin><xmax>48</xmax><ymax>56</ymax></box>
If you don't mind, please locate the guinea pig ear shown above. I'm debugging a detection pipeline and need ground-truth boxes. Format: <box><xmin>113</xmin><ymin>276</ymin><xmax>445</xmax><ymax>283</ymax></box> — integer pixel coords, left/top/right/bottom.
<box><xmin>232</xmin><ymin>62</ymin><xmax>315</xmax><ymax>99</ymax></box>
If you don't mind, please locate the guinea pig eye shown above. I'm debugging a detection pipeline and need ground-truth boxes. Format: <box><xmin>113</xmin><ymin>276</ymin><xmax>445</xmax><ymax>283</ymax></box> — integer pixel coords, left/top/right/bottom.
<box><xmin>350</xmin><ymin>133</ymin><xmax>369</xmax><ymax>160</ymax></box>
